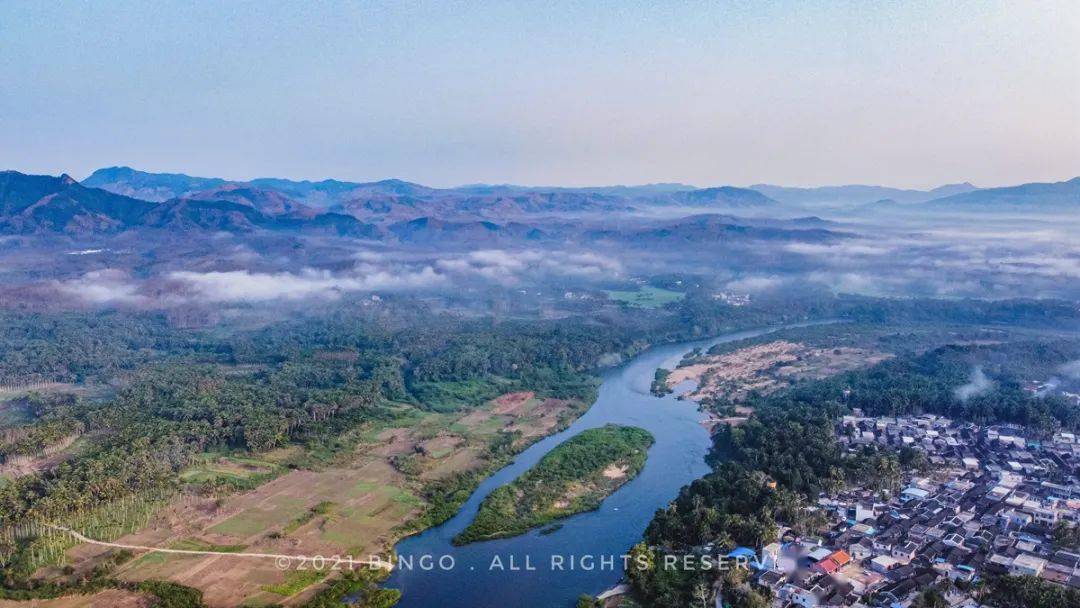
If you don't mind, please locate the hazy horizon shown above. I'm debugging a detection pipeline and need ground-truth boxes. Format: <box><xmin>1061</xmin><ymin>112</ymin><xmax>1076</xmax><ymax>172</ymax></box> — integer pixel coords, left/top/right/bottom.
<box><xmin>4</xmin><ymin>1</ymin><xmax>1079</xmax><ymax>189</ymax></box>
<box><xmin>9</xmin><ymin>163</ymin><xmax>1080</xmax><ymax>194</ymax></box>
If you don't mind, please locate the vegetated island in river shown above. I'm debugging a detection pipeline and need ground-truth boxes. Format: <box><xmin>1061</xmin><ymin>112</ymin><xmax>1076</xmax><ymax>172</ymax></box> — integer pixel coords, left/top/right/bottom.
<box><xmin>453</xmin><ymin>424</ymin><xmax>654</xmax><ymax>544</ymax></box>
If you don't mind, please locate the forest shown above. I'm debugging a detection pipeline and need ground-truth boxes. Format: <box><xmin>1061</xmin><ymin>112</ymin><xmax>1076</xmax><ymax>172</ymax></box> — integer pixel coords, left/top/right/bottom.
<box><xmin>1</xmin><ymin>295</ymin><xmax>1078</xmax><ymax>603</ymax></box>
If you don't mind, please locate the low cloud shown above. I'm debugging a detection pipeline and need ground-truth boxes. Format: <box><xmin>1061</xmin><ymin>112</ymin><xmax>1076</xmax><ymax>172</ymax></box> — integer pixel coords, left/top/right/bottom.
<box><xmin>56</xmin><ymin>269</ymin><xmax>146</xmax><ymax>305</ymax></box>
<box><xmin>783</xmin><ymin>241</ymin><xmax>894</xmax><ymax>257</ymax></box>
<box><xmin>724</xmin><ymin>275</ymin><xmax>787</xmax><ymax>293</ymax></box>
<box><xmin>436</xmin><ymin>249</ymin><xmax>622</xmax><ymax>283</ymax></box>
<box><xmin>169</xmin><ymin>267</ymin><xmax>447</xmax><ymax>302</ymax></box>
<box><xmin>1059</xmin><ymin>359</ymin><xmax>1080</xmax><ymax>380</ymax></box>
<box><xmin>168</xmin><ymin>249</ymin><xmax>623</xmax><ymax>303</ymax></box>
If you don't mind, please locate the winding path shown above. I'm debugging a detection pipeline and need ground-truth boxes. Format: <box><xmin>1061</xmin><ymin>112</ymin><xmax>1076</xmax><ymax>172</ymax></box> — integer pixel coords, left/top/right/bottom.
<box><xmin>45</xmin><ymin>524</ymin><xmax>394</xmax><ymax>570</ymax></box>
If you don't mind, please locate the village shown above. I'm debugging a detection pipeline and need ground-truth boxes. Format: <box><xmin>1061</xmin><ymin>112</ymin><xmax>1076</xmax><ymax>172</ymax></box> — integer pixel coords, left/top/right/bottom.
<box><xmin>738</xmin><ymin>413</ymin><xmax>1078</xmax><ymax>607</ymax></box>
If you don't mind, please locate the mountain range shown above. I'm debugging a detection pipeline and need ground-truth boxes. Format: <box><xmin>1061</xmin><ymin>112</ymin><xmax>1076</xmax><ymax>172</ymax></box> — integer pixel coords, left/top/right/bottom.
<box><xmin>0</xmin><ymin>169</ymin><xmax>840</xmax><ymax>246</ymax></box>
<box><xmin>81</xmin><ymin>167</ymin><xmax>702</xmax><ymax>206</ymax></box>
<box><xmin>922</xmin><ymin>176</ymin><xmax>1080</xmax><ymax>210</ymax></box>
<box><xmin>0</xmin><ymin>170</ymin><xmax>376</xmax><ymax>236</ymax></box>
<box><xmin>2</xmin><ymin>167</ymin><xmax>1077</xmax><ymax>240</ymax></box>
<box><xmin>750</xmin><ymin>182</ymin><xmax>979</xmax><ymax>206</ymax></box>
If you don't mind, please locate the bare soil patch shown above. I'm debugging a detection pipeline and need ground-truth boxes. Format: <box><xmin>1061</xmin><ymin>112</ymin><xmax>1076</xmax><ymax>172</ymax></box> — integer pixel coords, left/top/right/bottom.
<box><xmin>491</xmin><ymin>391</ymin><xmax>536</xmax><ymax>414</ymax></box>
<box><xmin>418</xmin><ymin>434</ymin><xmax>464</xmax><ymax>458</ymax></box>
<box><xmin>602</xmin><ymin>464</ymin><xmax>628</xmax><ymax>479</ymax></box>
<box><xmin>0</xmin><ymin>435</ymin><xmax>83</xmax><ymax>478</ymax></box>
<box><xmin>668</xmin><ymin>340</ymin><xmax>890</xmax><ymax>403</ymax></box>
<box><xmin>0</xmin><ymin>589</ymin><xmax>152</xmax><ymax>608</ymax></box>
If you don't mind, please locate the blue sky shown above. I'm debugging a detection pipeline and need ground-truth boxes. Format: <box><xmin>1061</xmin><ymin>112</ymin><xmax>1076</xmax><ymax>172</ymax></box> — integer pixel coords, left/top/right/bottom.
<box><xmin>2</xmin><ymin>1</ymin><xmax>1078</xmax><ymax>188</ymax></box>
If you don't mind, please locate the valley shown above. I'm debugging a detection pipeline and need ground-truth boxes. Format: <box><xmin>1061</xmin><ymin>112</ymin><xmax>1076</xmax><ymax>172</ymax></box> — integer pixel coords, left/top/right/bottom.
<box><xmin>3</xmin><ymin>5</ymin><xmax>1078</xmax><ymax>608</ymax></box>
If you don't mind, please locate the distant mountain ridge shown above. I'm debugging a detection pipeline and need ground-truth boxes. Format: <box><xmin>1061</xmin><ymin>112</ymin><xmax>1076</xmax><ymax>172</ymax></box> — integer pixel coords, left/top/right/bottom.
<box><xmin>751</xmin><ymin>182</ymin><xmax>979</xmax><ymax>206</ymax></box>
<box><xmin>8</xmin><ymin>168</ymin><xmax>1073</xmax><ymax>238</ymax></box>
<box><xmin>81</xmin><ymin>167</ymin><xmax>774</xmax><ymax>215</ymax></box>
<box><xmin>83</xmin><ymin>166</ymin><xmax>435</xmax><ymax>207</ymax></box>
<box><xmin>924</xmin><ymin>176</ymin><xmax>1080</xmax><ymax>210</ymax></box>
<box><xmin>1</xmin><ymin>170</ymin><xmax>154</xmax><ymax>232</ymax></box>
<box><xmin>81</xmin><ymin>166</ymin><xmax>227</xmax><ymax>202</ymax></box>
<box><xmin>86</xmin><ymin>167</ymin><xmax>698</xmax><ymax>200</ymax></box>
<box><xmin>1</xmin><ymin>170</ymin><xmax>837</xmax><ymax>246</ymax></box>
<box><xmin>670</xmin><ymin>186</ymin><xmax>776</xmax><ymax>207</ymax></box>
<box><xmin>1</xmin><ymin>170</ymin><xmax>376</xmax><ymax>236</ymax></box>
<box><xmin>84</xmin><ymin>165</ymin><xmax>773</xmax><ymax>210</ymax></box>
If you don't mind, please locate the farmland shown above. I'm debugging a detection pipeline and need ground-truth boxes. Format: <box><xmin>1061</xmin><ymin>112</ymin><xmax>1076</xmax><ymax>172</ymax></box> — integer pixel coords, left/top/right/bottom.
<box><xmin>53</xmin><ymin>393</ymin><xmax>589</xmax><ymax>606</ymax></box>
<box><xmin>0</xmin><ymin>589</ymin><xmax>153</xmax><ymax>608</ymax></box>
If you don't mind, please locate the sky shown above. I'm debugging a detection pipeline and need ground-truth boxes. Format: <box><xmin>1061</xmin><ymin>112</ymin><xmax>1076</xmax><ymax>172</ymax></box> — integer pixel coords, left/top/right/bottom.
<box><xmin>2</xmin><ymin>1</ymin><xmax>1078</xmax><ymax>189</ymax></box>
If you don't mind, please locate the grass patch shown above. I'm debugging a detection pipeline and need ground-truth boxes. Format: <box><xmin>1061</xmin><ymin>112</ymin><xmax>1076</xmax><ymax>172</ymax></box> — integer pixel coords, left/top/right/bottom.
<box><xmin>318</xmin><ymin>487</ymin><xmax>420</xmax><ymax>547</ymax></box>
<box><xmin>180</xmin><ymin>453</ymin><xmax>279</xmax><ymax>490</ymax></box>
<box><xmin>380</xmin><ymin>485</ymin><xmax>423</xmax><ymax>507</ymax></box>
<box><xmin>208</xmin><ymin>495</ymin><xmax>307</xmax><ymax>537</ymax></box>
<box><xmin>169</xmin><ymin>537</ymin><xmax>248</xmax><ymax>553</ymax></box>
<box><xmin>127</xmin><ymin>550</ymin><xmax>176</xmax><ymax>568</ymax></box>
<box><xmin>409</xmin><ymin>377</ymin><xmax>512</xmax><ymax>412</ymax></box>
<box><xmin>282</xmin><ymin>501</ymin><xmax>337</xmax><ymax>535</ymax></box>
<box><xmin>427</xmin><ymin>447</ymin><xmax>454</xmax><ymax>459</ymax></box>
<box><xmin>260</xmin><ymin>569</ymin><xmax>326</xmax><ymax>596</ymax></box>
<box><xmin>449</xmin><ymin>413</ymin><xmax>505</xmax><ymax>438</ymax></box>
<box><xmin>356</xmin><ymin>407</ymin><xmax>431</xmax><ymax>443</ymax></box>
<box><xmin>349</xmin><ymin>483</ymin><xmax>421</xmax><ymax>506</ymax></box>
<box><xmin>297</xmin><ymin>570</ymin><xmax>397</xmax><ymax>608</ymax></box>
<box><xmin>348</xmin><ymin>480</ymin><xmax>380</xmax><ymax>497</ymax></box>
<box><xmin>605</xmin><ymin>286</ymin><xmax>684</xmax><ymax>308</ymax></box>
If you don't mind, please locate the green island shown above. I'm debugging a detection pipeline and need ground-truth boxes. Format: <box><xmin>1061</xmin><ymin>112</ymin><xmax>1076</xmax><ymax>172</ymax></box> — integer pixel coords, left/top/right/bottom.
<box><xmin>454</xmin><ymin>424</ymin><xmax>653</xmax><ymax>544</ymax></box>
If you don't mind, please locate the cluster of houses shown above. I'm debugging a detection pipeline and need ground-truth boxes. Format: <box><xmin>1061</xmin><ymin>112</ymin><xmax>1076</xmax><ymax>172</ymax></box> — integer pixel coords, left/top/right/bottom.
<box><xmin>743</xmin><ymin>414</ymin><xmax>1078</xmax><ymax>607</ymax></box>
<box><xmin>1023</xmin><ymin>379</ymin><xmax>1080</xmax><ymax>406</ymax></box>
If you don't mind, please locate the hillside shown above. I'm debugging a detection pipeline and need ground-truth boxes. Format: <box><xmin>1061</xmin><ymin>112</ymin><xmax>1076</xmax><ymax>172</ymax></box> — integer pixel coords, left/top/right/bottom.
<box><xmin>0</xmin><ymin>170</ymin><xmax>377</xmax><ymax>236</ymax></box>
<box><xmin>82</xmin><ymin>166</ymin><xmax>227</xmax><ymax>202</ymax></box>
<box><xmin>0</xmin><ymin>171</ymin><xmax>154</xmax><ymax>233</ymax></box>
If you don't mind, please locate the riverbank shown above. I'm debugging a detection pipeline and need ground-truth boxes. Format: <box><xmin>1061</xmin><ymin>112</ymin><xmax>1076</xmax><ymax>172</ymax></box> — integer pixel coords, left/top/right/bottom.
<box><xmin>383</xmin><ymin>326</ymin><xmax>801</xmax><ymax>608</ymax></box>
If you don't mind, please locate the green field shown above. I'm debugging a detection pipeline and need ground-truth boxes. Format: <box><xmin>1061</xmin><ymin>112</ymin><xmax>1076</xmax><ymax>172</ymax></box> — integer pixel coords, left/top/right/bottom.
<box><xmin>179</xmin><ymin>454</ymin><xmax>278</xmax><ymax>487</ymax></box>
<box><xmin>209</xmin><ymin>495</ymin><xmax>308</xmax><ymax>537</ymax></box>
<box><xmin>260</xmin><ymin>569</ymin><xmax>326</xmax><ymax>596</ymax></box>
<box><xmin>169</xmin><ymin>537</ymin><xmax>248</xmax><ymax>553</ymax></box>
<box><xmin>409</xmin><ymin>377</ymin><xmax>513</xmax><ymax>411</ymax></box>
<box><xmin>605</xmin><ymin>286</ymin><xmax>685</xmax><ymax>308</ymax></box>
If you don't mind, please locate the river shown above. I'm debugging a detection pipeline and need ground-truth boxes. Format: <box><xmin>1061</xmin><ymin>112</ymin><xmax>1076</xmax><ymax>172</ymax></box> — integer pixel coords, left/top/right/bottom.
<box><xmin>384</xmin><ymin>324</ymin><xmax>808</xmax><ymax>607</ymax></box>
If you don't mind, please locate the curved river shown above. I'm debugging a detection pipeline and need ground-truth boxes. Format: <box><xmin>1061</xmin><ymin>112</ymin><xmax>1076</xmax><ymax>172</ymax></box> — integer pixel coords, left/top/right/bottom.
<box><xmin>385</xmin><ymin>324</ymin><xmax>810</xmax><ymax>607</ymax></box>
